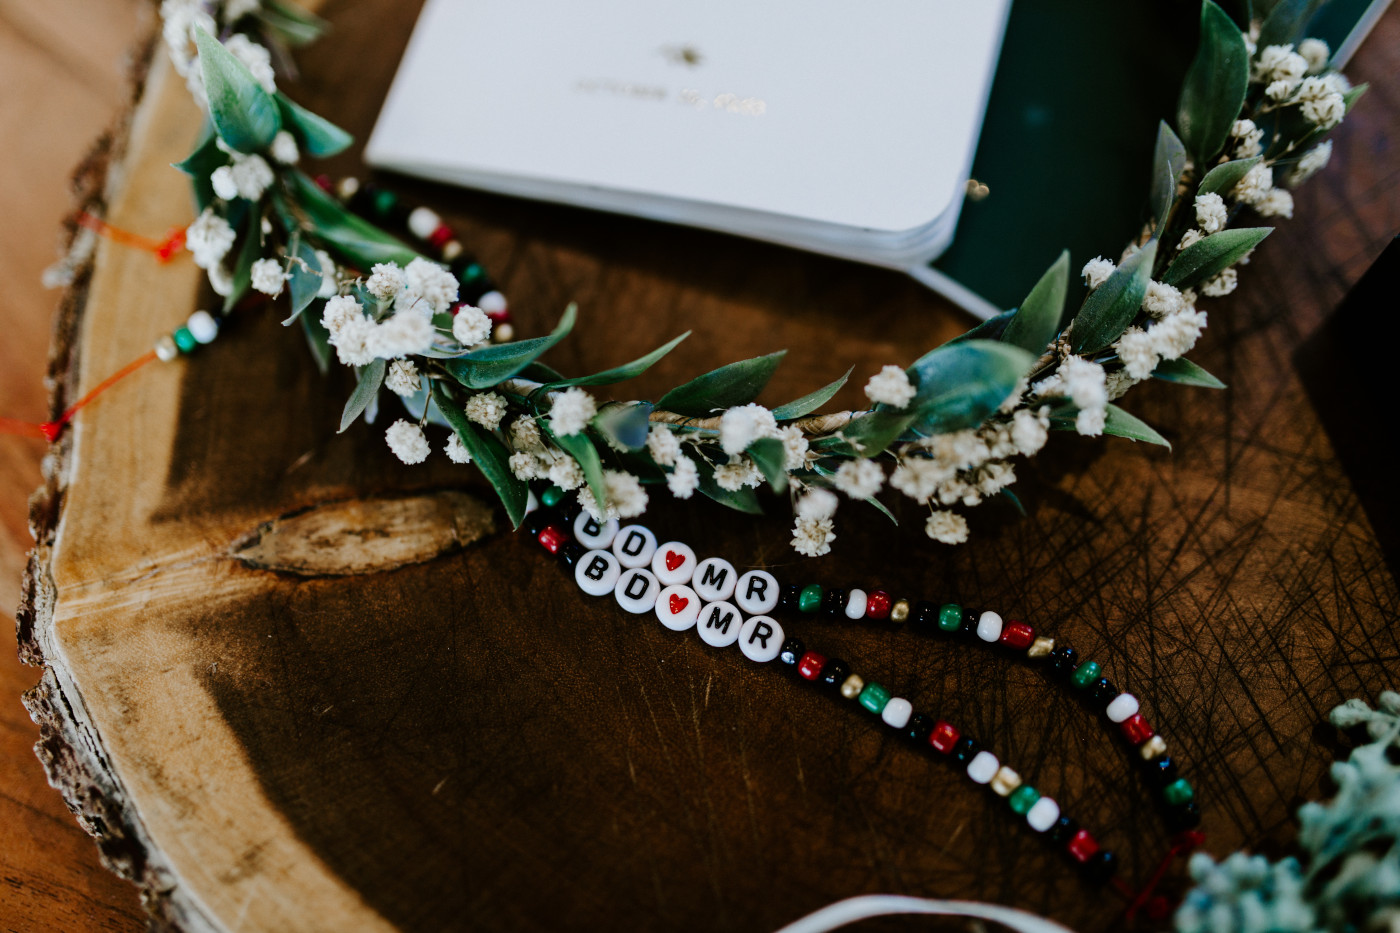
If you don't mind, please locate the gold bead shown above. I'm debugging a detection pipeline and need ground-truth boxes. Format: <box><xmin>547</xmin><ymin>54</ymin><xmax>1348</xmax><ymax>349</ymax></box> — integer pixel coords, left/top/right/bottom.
<box><xmin>990</xmin><ymin>766</ymin><xmax>1023</xmax><ymax>796</ymax></box>
<box><xmin>1139</xmin><ymin>735</ymin><xmax>1168</xmax><ymax>761</ymax></box>
<box><xmin>335</xmin><ymin>176</ymin><xmax>360</xmax><ymax>200</ymax></box>
<box><xmin>1027</xmin><ymin>636</ymin><xmax>1055</xmax><ymax>658</ymax></box>
<box><xmin>442</xmin><ymin>239</ymin><xmax>463</xmax><ymax>261</ymax></box>
<box><xmin>154</xmin><ymin>335</ymin><xmax>178</xmax><ymax>362</ymax></box>
<box><xmin>493</xmin><ymin>322</ymin><xmax>515</xmax><ymax>343</ymax></box>
<box><xmin>889</xmin><ymin>600</ymin><xmax>910</xmax><ymax>624</ymax></box>
<box><xmin>839</xmin><ymin>674</ymin><xmax>865</xmax><ymax>700</ymax></box>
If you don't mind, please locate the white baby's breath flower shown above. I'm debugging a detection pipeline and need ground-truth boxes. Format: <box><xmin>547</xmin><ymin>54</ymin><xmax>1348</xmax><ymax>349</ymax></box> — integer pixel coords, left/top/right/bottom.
<box><xmin>510</xmin><ymin>415</ymin><xmax>543</xmax><ymax>452</ymax></box>
<box><xmin>778</xmin><ymin>424</ymin><xmax>809</xmax><ymax>471</ymax></box>
<box><xmin>331</xmin><ymin>317</ymin><xmax>376</xmax><ymax>367</ymax></box>
<box><xmin>452</xmin><ymin>305</ymin><xmax>492</xmax><ymax>347</ymax></box>
<box><xmin>1195</xmin><ymin>192</ymin><xmax>1228</xmax><ymax>233</ymax></box>
<box><xmin>1230</xmin><ymin>118</ymin><xmax>1264</xmax><ymax>159</ymax></box>
<box><xmin>1060</xmin><ymin>356</ymin><xmax>1108</xmax><ymax>412</ymax></box>
<box><xmin>1150</xmin><ymin>308</ymin><xmax>1208</xmax><ymax>360</ymax></box>
<box><xmin>185</xmin><ymin>208</ymin><xmax>237</xmax><ymax>269</ymax></box>
<box><xmin>1082</xmin><ymin>256</ymin><xmax>1116</xmax><ymax>288</ymax></box>
<box><xmin>224</xmin><ymin>0</ymin><xmax>260</xmax><ymax>22</ymax></box>
<box><xmin>890</xmin><ymin>458</ymin><xmax>944</xmax><ymax>504</ymax></box>
<box><xmin>1116</xmin><ymin>327</ymin><xmax>1160</xmax><ymax>380</ymax></box>
<box><xmin>1256</xmin><ymin>188</ymin><xmax>1294</xmax><ymax>218</ymax></box>
<box><xmin>548</xmin><ymin>456</ymin><xmax>585</xmax><ymax>491</ymax></box>
<box><xmin>924</xmin><ymin>509</ymin><xmax>969</xmax><ymax>545</ymax></box>
<box><xmin>212</xmin><ymin>152</ymin><xmax>275</xmax><ymax>201</ymax></box>
<box><xmin>466</xmin><ymin>391</ymin><xmax>507</xmax><ymax>430</ymax></box>
<box><xmin>796</xmin><ymin>487</ymin><xmax>838</xmax><ymax>519</ymax></box>
<box><xmin>1299</xmin><ymin>38</ymin><xmax>1329</xmax><ymax>73</ymax></box>
<box><xmin>646</xmin><ymin>425</ymin><xmax>681</xmax><ymax>467</ymax></box>
<box><xmin>210</xmin><ymin>165</ymin><xmax>238</xmax><ymax>201</ymax></box>
<box><xmin>509</xmin><ymin>451</ymin><xmax>545</xmax><ymax>481</ymax></box>
<box><xmin>791</xmin><ymin>515</ymin><xmax>835</xmax><ymax>557</ymax></box>
<box><xmin>315</xmin><ymin>249</ymin><xmax>338</xmax><ymax>298</ymax></box>
<box><xmin>1201</xmin><ymin>268</ymin><xmax>1238</xmax><ymax>297</ymax></box>
<box><xmin>366</xmin><ymin>262</ymin><xmax>405</xmax><ymax>301</ymax></box>
<box><xmin>321</xmin><ymin>294</ymin><xmax>363</xmax><ymax>337</ymax></box>
<box><xmin>404</xmin><ymin>257</ymin><xmax>459</xmax><ymax>314</ymax></box>
<box><xmin>1232</xmin><ymin>163</ymin><xmax>1273</xmax><ymax>206</ymax></box>
<box><xmin>719</xmin><ymin>403</ymin><xmax>778</xmax><ymax>455</ymax></box>
<box><xmin>445</xmin><ymin>433</ymin><xmax>472</xmax><ymax>464</ymax></box>
<box><xmin>1105</xmin><ymin>370</ymin><xmax>1137</xmax><ymax>401</ymax></box>
<box><xmin>998</xmin><ymin>376</ymin><xmax>1029</xmax><ymax>414</ymax></box>
<box><xmin>714</xmin><ymin>456</ymin><xmax>763</xmax><ymax>491</ymax></box>
<box><xmin>385</xmin><ymin>420</ymin><xmax>430</xmax><ymax>464</ymax></box>
<box><xmin>1075</xmin><ymin>407</ymin><xmax>1105</xmax><ymax>437</ymax></box>
<box><xmin>1010</xmin><ymin>408</ymin><xmax>1049</xmax><ymax>457</ymax></box>
<box><xmin>249</xmin><ymin>257</ymin><xmax>286</xmax><ymax>296</ymax></box>
<box><xmin>1142</xmin><ymin>281</ymin><xmax>1184</xmax><ymax>318</ymax></box>
<box><xmin>1177</xmin><ymin>229</ymin><xmax>1205</xmax><ymax>251</ymax></box>
<box><xmin>579</xmin><ymin>470</ymin><xmax>648</xmax><ymax>520</ymax></box>
<box><xmin>550</xmin><ymin>387</ymin><xmax>597</xmax><ymax>436</ymax></box>
<box><xmin>269</xmin><ymin>130</ymin><xmax>299</xmax><ymax>165</ymax></box>
<box><xmin>385</xmin><ymin>359</ymin><xmax>421</xmax><ymax>397</ymax></box>
<box><xmin>1255</xmin><ymin>45</ymin><xmax>1307</xmax><ymax>87</ymax></box>
<box><xmin>368</xmin><ymin>310</ymin><xmax>435</xmax><ymax>358</ymax></box>
<box><xmin>1291</xmin><ymin>140</ymin><xmax>1332</xmax><ymax>185</ymax></box>
<box><xmin>1265</xmin><ymin>79</ymin><xmax>1296</xmax><ymax>101</ymax></box>
<box><xmin>1297</xmin><ymin>76</ymin><xmax>1346</xmax><ymax>127</ymax></box>
<box><xmin>864</xmin><ymin>365</ymin><xmax>917</xmax><ymax>408</ymax></box>
<box><xmin>668</xmin><ymin>455</ymin><xmax>698</xmax><ymax>499</ymax></box>
<box><xmin>834</xmin><ymin>459</ymin><xmax>883</xmax><ymax>499</ymax></box>
<box><xmin>223</xmin><ymin>34</ymin><xmax>276</xmax><ymax>94</ymax></box>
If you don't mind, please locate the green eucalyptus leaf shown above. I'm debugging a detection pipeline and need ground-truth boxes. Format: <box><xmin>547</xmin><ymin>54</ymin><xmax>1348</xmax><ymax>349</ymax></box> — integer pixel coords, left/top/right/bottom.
<box><xmin>1196</xmin><ymin>156</ymin><xmax>1262</xmax><ymax>198</ymax></box>
<box><xmin>746</xmin><ymin>437</ymin><xmax>789</xmax><ymax>493</ymax></box>
<box><xmin>284</xmin><ymin>235</ymin><xmax>323</xmax><ymax>324</ymax></box>
<box><xmin>1070</xmin><ymin>241</ymin><xmax>1157</xmax><ymax>354</ymax></box>
<box><xmin>1054</xmin><ymin>403</ymin><xmax>1171</xmax><ymax>447</ymax></box>
<box><xmin>549</xmin><ymin>428</ymin><xmax>608</xmax><ymax>512</ymax></box>
<box><xmin>864</xmin><ymin>496</ymin><xmax>898</xmax><ymax>525</ymax></box>
<box><xmin>657</xmin><ymin>350</ymin><xmax>786</xmax><ymax>418</ymax></box>
<box><xmin>696</xmin><ymin>460</ymin><xmax>764</xmax><ymax>515</ymax></box>
<box><xmin>1163</xmin><ymin>227</ymin><xmax>1270</xmax><ymax>288</ymax></box>
<box><xmin>432</xmin><ymin>383</ymin><xmax>530</xmax><ymax>529</ymax></box>
<box><xmin>1002</xmin><ymin>250</ymin><xmax>1068</xmax><ymax>354</ymax></box>
<box><xmin>1150</xmin><ymin>122</ymin><xmax>1188</xmax><ymax>230</ymax></box>
<box><xmin>1176</xmin><ymin>2</ymin><xmax>1250</xmax><ymax>165</ymax></box>
<box><xmin>945</xmin><ymin>308</ymin><xmax>1015</xmax><ymax>346</ymax></box>
<box><xmin>592</xmin><ymin>401</ymin><xmax>653</xmax><ymax>451</ymax></box>
<box><xmin>195</xmin><ymin>28</ymin><xmax>281</xmax><ymax>153</ymax></box>
<box><xmin>339</xmin><ymin>359</ymin><xmax>385</xmax><ymax>432</ymax></box>
<box><xmin>1257</xmin><ymin>0</ymin><xmax>1322</xmax><ymax>49</ymax></box>
<box><xmin>258</xmin><ymin>1</ymin><xmax>328</xmax><ymax>46</ymax></box>
<box><xmin>829</xmin><ymin>409</ymin><xmax>915</xmax><ymax>457</ymax></box>
<box><xmin>1343</xmin><ymin>83</ymin><xmax>1368</xmax><ymax>115</ymax></box>
<box><xmin>224</xmin><ymin>208</ymin><xmax>263</xmax><ymax>312</ymax></box>
<box><xmin>771</xmin><ymin>367</ymin><xmax>852</xmax><ymax>420</ymax></box>
<box><xmin>445</xmin><ymin>303</ymin><xmax>577</xmax><ymax>389</ymax></box>
<box><xmin>907</xmin><ymin>340</ymin><xmax>1036</xmax><ymax>434</ymax></box>
<box><xmin>299</xmin><ymin>308</ymin><xmax>332</xmax><ymax>375</ymax></box>
<box><xmin>274</xmin><ymin>93</ymin><xmax>353</xmax><ymax>157</ymax></box>
<box><xmin>519</xmin><ymin>361</ymin><xmax>567</xmax><ymax>383</ymax></box>
<box><xmin>172</xmin><ymin>124</ymin><xmax>225</xmax><ymax>212</ymax></box>
<box><xmin>1152</xmin><ymin>356</ymin><xmax>1227</xmax><ymax>388</ymax></box>
<box><xmin>1000</xmin><ymin>487</ymin><xmax>1028</xmax><ymax>517</ymax></box>
<box><xmin>545</xmin><ymin>331</ymin><xmax>689</xmax><ymax>389</ymax></box>
<box><xmin>284</xmin><ymin>171</ymin><xmax>420</xmax><ymax>268</ymax></box>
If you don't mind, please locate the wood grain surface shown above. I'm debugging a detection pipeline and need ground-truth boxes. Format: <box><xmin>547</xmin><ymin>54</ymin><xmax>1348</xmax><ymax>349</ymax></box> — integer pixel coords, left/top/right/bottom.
<box><xmin>9</xmin><ymin>2</ymin><xmax>1400</xmax><ymax>931</ymax></box>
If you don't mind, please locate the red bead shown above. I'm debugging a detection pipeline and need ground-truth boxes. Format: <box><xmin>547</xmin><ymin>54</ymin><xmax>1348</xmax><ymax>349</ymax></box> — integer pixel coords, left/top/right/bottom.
<box><xmin>1066</xmin><ymin>829</ymin><xmax>1100</xmax><ymax>863</ymax></box>
<box><xmin>314</xmin><ymin>174</ymin><xmax>334</xmax><ymax>192</ymax></box>
<box><xmin>485</xmin><ymin>308</ymin><xmax>511</xmax><ymax>323</ymax></box>
<box><xmin>428</xmin><ymin>223</ymin><xmax>455</xmax><ymax>249</ymax></box>
<box><xmin>1120</xmin><ymin>713</ymin><xmax>1155</xmax><ymax>745</ymax></box>
<box><xmin>865</xmin><ymin>590</ymin><xmax>892</xmax><ymax>620</ymax></box>
<box><xmin>999</xmin><ymin>621</ymin><xmax>1035</xmax><ymax>650</ymax></box>
<box><xmin>537</xmin><ymin>526</ymin><xmax>568</xmax><ymax>554</ymax></box>
<box><xmin>797</xmin><ymin>650</ymin><xmax>827</xmax><ymax>681</ymax></box>
<box><xmin>928</xmin><ymin>720</ymin><xmax>960</xmax><ymax>754</ymax></box>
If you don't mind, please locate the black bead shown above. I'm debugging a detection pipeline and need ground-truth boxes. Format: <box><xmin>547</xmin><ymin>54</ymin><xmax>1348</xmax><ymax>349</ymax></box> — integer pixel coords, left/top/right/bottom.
<box><xmin>905</xmin><ymin>713</ymin><xmax>935</xmax><ymax>744</ymax></box>
<box><xmin>1165</xmin><ymin>800</ymin><xmax>1202</xmax><ymax>831</ymax></box>
<box><xmin>1047</xmin><ymin>816</ymin><xmax>1079</xmax><ymax>846</ymax></box>
<box><xmin>558</xmin><ymin>496</ymin><xmax>582</xmax><ymax>523</ymax></box>
<box><xmin>960</xmin><ymin>608</ymin><xmax>980</xmax><ymax>637</ymax></box>
<box><xmin>1090</xmin><ymin>677</ymin><xmax>1118</xmax><ymax>707</ymax></box>
<box><xmin>522</xmin><ymin>507</ymin><xmax>558</xmax><ymax>536</ymax></box>
<box><xmin>1048</xmin><ymin>646</ymin><xmax>1080</xmax><ymax>678</ymax></box>
<box><xmin>951</xmin><ymin>737</ymin><xmax>980</xmax><ymax>764</ymax></box>
<box><xmin>911</xmin><ymin>601</ymin><xmax>939</xmax><ymax>634</ymax></box>
<box><xmin>778</xmin><ymin>638</ymin><xmax>805</xmax><ymax>667</ymax></box>
<box><xmin>557</xmin><ymin>540</ymin><xmax>585</xmax><ymax>568</ymax></box>
<box><xmin>1084</xmin><ymin>850</ymin><xmax>1119</xmax><ymax>884</ymax></box>
<box><xmin>822</xmin><ymin>588</ymin><xmax>848</xmax><ymax>619</ymax></box>
<box><xmin>1145</xmin><ymin>756</ymin><xmax>1179</xmax><ymax>788</ymax></box>
<box><xmin>818</xmin><ymin>659</ymin><xmax>850</xmax><ymax>690</ymax></box>
<box><xmin>777</xmin><ymin>584</ymin><xmax>803</xmax><ymax>615</ymax></box>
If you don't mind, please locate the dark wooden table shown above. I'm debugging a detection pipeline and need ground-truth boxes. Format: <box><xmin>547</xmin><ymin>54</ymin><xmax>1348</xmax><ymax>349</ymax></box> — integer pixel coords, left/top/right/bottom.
<box><xmin>5</xmin><ymin>2</ymin><xmax>1400</xmax><ymax>931</ymax></box>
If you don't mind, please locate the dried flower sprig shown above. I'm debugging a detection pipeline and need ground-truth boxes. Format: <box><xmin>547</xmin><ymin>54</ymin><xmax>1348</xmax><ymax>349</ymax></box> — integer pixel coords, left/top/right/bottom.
<box><xmin>159</xmin><ymin>0</ymin><xmax>1364</xmax><ymax>556</ymax></box>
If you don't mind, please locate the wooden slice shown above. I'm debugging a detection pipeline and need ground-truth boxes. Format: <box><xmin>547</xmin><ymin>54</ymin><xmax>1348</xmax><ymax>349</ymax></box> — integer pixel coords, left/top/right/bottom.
<box><xmin>17</xmin><ymin>3</ymin><xmax>1400</xmax><ymax>931</ymax></box>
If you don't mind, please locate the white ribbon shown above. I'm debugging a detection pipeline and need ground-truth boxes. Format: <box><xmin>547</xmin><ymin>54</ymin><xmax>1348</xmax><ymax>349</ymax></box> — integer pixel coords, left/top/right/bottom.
<box><xmin>775</xmin><ymin>894</ymin><xmax>1078</xmax><ymax>933</ymax></box>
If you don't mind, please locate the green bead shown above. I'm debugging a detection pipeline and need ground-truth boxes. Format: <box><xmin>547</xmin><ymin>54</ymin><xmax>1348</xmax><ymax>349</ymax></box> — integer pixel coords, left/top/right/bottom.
<box><xmin>1162</xmin><ymin>778</ymin><xmax>1194</xmax><ymax>806</ymax></box>
<box><xmin>460</xmin><ymin>262</ymin><xmax>486</xmax><ymax>285</ymax></box>
<box><xmin>372</xmin><ymin>188</ymin><xmax>398</xmax><ymax>219</ymax></box>
<box><xmin>1008</xmin><ymin>784</ymin><xmax>1040</xmax><ymax>815</ymax></box>
<box><xmin>858</xmin><ymin>682</ymin><xmax>890</xmax><ymax>714</ymax></box>
<box><xmin>938</xmin><ymin>603</ymin><xmax>962</xmax><ymax>632</ymax></box>
<box><xmin>1070</xmin><ymin>661</ymin><xmax>1102</xmax><ymax>689</ymax></box>
<box><xmin>798</xmin><ymin>584</ymin><xmax>823</xmax><ymax>613</ymax></box>
<box><xmin>541</xmin><ymin>486</ymin><xmax>565</xmax><ymax>507</ymax></box>
<box><xmin>172</xmin><ymin>326</ymin><xmax>198</xmax><ymax>353</ymax></box>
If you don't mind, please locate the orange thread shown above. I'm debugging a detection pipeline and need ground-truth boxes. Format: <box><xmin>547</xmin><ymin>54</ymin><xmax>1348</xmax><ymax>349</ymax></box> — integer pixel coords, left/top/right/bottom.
<box><xmin>77</xmin><ymin>212</ymin><xmax>186</xmax><ymax>263</ymax></box>
<box><xmin>0</xmin><ymin>350</ymin><xmax>159</xmax><ymax>442</ymax></box>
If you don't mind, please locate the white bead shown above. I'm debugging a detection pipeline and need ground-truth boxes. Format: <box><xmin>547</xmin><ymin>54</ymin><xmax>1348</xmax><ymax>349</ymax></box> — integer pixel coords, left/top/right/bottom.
<box><xmin>186</xmin><ymin>309</ymin><xmax>219</xmax><ymax>344</ymax></box>
<box><xmin>407</xmin><ymin>206</ymin><xmax>441</xmax><ymax>240</ymax></box>
<box><xmin>478</xmin><ymin>290</ymin><xmax>507</xmax><ymax>313</ymax></box>
<box><xmin>612</xmin><ymin>525</ymin><xmax>657</xmax><ymax>568</ymax></box>
<box><xmin>493</xmin><ymin>322</ymin><xmax>515</xmax><ymax>342</ymax></box>
<box><xmin>881</xmin><ymin>697</ymin><xmax>913</xmax><ymax>729</ymax></box>
<box><xmin>441</xmin><ymin>240</ymin><xmax>463</xmax><ymax>261</ymax></box>
<box><xmin>154</xmin><ymin>335</ymin><xmax>178</xmax><ymax>362</ymax></box>
<box><xmin>335</xmin><ymin>176</ymin><xmax>360</xmax><ymax>200</ymax></box>
<box><xmin>734</xmin><ymin>570</ymin><xmax>778</xmax><ymax>614</ymax></box>
<box><xmin>695</xmin><ymin>601</ymin><xmax>742</xmax><ymax>648</ymax></box>
<box><xmin>575</xmin><ymin>549</ymin><xmax>621</xmax><ymax>596</ymax></box>
<box><xmin>651</xmin><ymin>541</ymin><xmax>697</xmax><ymax>586</ymax></box>
<box><xmin>966</xmin><ymin>750</ymin><xmax>999</xmax><ymax>784</ymax></box>
<box><xmin>1106</xmin><ymin>693</ymin><xmax>1140</xmax><ymax>723</ymax></box>
<box><xmin>655</xmin><ymin>585</ymin><xmax>700</xmax><ymax>631</ymax></box>
<box><xmin>692</xmin><ymin>557</ymin><xmax>737</xmax><ymax>602</ymax></box>
<box><xmin>845</xmin><ymin>588</ymin><xmax>868</xmax><ymax>620</ymax></box>
<box><xmin>738</xmin><ymin>615</ymin><xmax>784</xmax><ymax>662</ymax></box>
<box><xmin>976</xmin><ymin>610</ymin><xmax>1003</xmax><ymax>642</ymax></box>
<box><xmin>573</xmin><ymin>512</ymin><xmax>618</xmax><ymax>549</ymax></box>
<box><xmin>1026</xmin><ymin>796</ymin><xmax>1060</xmax><ymax>832</ymax></box>
<box><xmin>614</xmin><ymin>568</ymin><xmax>660</xmax><ymax>614</ymax></box>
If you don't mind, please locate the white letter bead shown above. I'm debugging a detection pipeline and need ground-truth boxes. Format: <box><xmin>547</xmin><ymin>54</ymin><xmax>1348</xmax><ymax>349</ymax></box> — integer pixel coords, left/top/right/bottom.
<box><xmin>693</xmin><ymin>557</ymin><xmax>738</xmax><ymax>602</ymax></box>
<box><xmin>845</xmin><ymin>588</ymin><xmax>868</xmax><ymax>620</ymax></box>
<box><xmin>655</xmin><ymin>585</ymin><xmax>700</xmax><ymax>631</ymax></box>
<box><xmin>611</xmin><ymin>525</ymin><xmax>657</xmax><ymax>568</ymax></box>
<box><xmin>735</xmin><ymin>570</ymin><xmax>778</xmax><ymax>614</ymax></box>
<box><xmin>696</xmin><ymin>601</ymin><xmax>743</xmax><ymax>648</ymax></box>
<box><xmin>966</xmin><ymin>750</ymin><xmax>1000</xmax><ymax>784</ymax></box>
<box><xmin>881</xmin><ymin>697</ymin><xmax>913</xmax><ymax>729</ymax></box>
<box><xmin>187</xmin><ymin>310</ymin><xmax>219</xmax><ymax>344</ymax></box>
<box><xmin>614</xmin><ymin>568</ymin><xmax>660</xmax><ymax>614</ymax></box>
<box><xmin>738</xmin><ymin>615</ymin><xmax>784</xmax><ymax>662</ymax></box>
<box><xmin>1106</xmin><ymin>693</ymin><xmax>1140</xmax><ymax>723</ymax></box>
<box><xmin>1026</xmin><ymin>796</ymin><xmax>1061</xmax><ymax>832</ymax></box>
<box><xmin>651</xmin><ymin>541</ymin><xmax>697</xmax><ymax>586</ymax></box>
<box><xmin>575</xmin><ymin>549</ymin><xmax>621</xmax><ymax>596</ymax></box>
<box><xmin>976</xmin><ymin>610</ymin><xmax>1004</xmax><ymax>642</ymax></box>
<box><xmin>573</xmin><ymin>512</ymin><xmax>618</xmax><ymax>549</ymax></box>
<box><xmin>407</xmin><ymin>206</ymin><xmax>441</xmax><ymax>239</ymax></box>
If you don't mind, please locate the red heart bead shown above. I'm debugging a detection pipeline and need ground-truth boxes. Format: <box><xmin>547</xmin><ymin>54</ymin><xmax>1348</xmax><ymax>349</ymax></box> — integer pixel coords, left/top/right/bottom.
<box><xmin>665</xmin><ymin>550</ymin><xmax>684</xmax><ymax>572</ymax></box>
<box><xmin>669</xmin><ymin>593</ymin><xmax>689</xmax><ymax>614</ymax></box>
